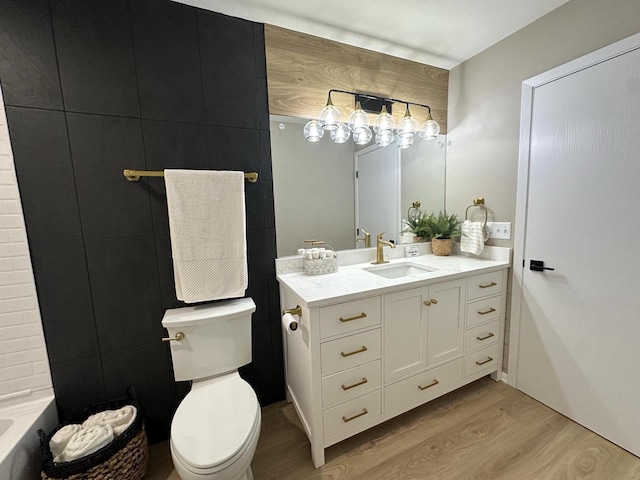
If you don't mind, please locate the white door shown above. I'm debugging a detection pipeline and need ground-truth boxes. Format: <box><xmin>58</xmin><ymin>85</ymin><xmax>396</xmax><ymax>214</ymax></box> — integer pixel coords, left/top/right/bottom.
<box><xmin>511</xmin><ymin>34</ymin><xmax>640</xmax><ymax>457</ymax></box>
<box><xmin>355</xmin><ymin>143</ymin><xmax>400</xmax><ymax>246</ymax></box>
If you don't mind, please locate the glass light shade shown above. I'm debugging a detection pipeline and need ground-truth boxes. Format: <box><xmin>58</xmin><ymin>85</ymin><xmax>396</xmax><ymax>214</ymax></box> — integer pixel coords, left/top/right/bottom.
<box><xmin>375</xmin><ymin>129</ymin><xmax>394</xmax><ymax>147</ymax></box>
<box><xmin>330</xmin><ymin>123</ymin><xmax>351</xmax><ymax>143</ymax></box>
<box><xmin>348</xmin><ymin>101</ymin><xmax>370</xmax><ymax>133</ymax></box>
<box><xmin>303</xmin><ymin>120</ymin><xmax>324</xmax><ymax>142</ymax></box>
<box><xmin>319</xmin><ymin>97</ymin><xmax>341</xmax><ymax>131</ymax></box>
<box><xmin>398</xmin><ymin>134</ymin><xmax>415</xmax><ymax>149</ymax></box>
<box><xmin>397</xmin><ymin>110</ymin><xmax>419</xmax><ymax>138</ymax></box>
<box><xmin>419</xmin><ymin>113</ymin><xmax>440</xmax><ymax>140</ymax></box>
<box><xmin>373</xmin><ymin>106</ymin><xmax>395</xmax><ymax>133</ymax></box>
<box><xmin>353</xmin><ymin>126</ymin><xmax>373</xmax><ymax>145</ymax></box>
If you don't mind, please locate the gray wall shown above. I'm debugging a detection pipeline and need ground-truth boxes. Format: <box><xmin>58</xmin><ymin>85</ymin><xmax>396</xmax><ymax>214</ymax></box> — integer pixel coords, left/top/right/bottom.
<box><xmin>447</xmin><ymin>0</ymin><xmax>640</xmax><ymax>245</ymax></box>
<box><xmin>447</xmin><ymin>0</ymin><xmax>640</xmax><ymax>370</ymax></box>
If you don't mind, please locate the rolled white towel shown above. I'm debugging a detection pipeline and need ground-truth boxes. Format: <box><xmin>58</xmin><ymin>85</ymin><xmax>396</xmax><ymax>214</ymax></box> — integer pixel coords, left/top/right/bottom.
<box><xmin>54</xmin><ymin>424</ymin><xmax>114</xmax><ymax>463</ymax></box>
<box><xmin>49</xmin><ymin>424</ymin><xmax>82</xmax><ymax>459</ymax></box>
<box><xmin>82</xmin><ymin>405</ymin><xmax>137</xmax><ymax>436</ymax></box>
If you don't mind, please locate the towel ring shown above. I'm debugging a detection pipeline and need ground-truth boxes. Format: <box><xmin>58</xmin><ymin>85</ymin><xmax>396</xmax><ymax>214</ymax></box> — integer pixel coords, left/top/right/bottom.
<box><xmin>465</xmin><ymin>197</ymin><xmax>488</xmax><ymax>226</ymax></box>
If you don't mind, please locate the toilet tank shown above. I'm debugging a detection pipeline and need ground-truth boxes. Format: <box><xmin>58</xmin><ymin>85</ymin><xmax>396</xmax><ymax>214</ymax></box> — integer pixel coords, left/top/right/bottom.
<box><xmin>161</xmin><ymin>298</ymin><xmax>256</xmax><ymax>382</ymax></box>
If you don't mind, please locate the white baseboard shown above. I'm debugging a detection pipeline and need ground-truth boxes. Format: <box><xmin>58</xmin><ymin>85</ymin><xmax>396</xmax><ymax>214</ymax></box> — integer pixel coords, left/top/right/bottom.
<box><xmin>501</xmin><ymin>372</ymin><xmax>509</xmax><ymax>384</ymax></box>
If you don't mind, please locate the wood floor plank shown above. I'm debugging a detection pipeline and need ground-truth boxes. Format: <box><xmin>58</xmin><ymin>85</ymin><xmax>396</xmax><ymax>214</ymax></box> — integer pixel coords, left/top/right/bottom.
<box><xmin>145</xmin><ymin>377</ymin><xmax>640</xmax><ymax>480</ymax></box>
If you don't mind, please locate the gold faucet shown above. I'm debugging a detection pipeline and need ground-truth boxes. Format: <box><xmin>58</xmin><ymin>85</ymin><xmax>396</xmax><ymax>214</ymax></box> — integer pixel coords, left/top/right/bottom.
<box><xmin>372</xmin><ymin>232</ymin><xmax>396</xmax><ymax>264</ymax></box>
<box><xmin>356</xmin><ymin>229</ymin><xmax>371</xmax><ymax>248</ymax></box>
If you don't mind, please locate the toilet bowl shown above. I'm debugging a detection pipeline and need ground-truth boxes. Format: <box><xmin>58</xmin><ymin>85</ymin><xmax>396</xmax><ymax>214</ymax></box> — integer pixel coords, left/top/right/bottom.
<box><xmin>162</xmin><ymin>298</ymin><xmax>260</xmax><ymax>480</ymax></box>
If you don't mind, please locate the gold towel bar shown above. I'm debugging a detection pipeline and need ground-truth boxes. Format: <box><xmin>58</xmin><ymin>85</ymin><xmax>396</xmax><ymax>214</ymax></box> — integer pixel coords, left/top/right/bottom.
<box><xmin>123</xmin><ymin>169</ymin><xmax>259</xmax><ymax>183</ymax></box>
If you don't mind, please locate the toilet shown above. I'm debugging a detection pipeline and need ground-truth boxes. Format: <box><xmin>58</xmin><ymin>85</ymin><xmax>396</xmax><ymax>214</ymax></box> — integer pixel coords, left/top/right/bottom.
<box><xmin>162</xmin><ymin>298</ymin><xmax>260</xmax><ymax>480</ymax></box>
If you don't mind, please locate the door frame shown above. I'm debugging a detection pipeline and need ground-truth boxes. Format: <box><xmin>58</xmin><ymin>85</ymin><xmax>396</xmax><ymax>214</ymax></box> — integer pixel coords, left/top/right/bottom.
<box><xmin>508</xmin><ymin>32</ymin><xmax>640</xmax><ymax>387</ymax></box>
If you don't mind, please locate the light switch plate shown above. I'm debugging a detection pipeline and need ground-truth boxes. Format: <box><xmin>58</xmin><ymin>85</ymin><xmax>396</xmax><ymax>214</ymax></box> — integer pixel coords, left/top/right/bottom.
<box><xmin>486</xmin><ymin>222</ymin><xmax>511</xmax><ymax>240</ymax></box>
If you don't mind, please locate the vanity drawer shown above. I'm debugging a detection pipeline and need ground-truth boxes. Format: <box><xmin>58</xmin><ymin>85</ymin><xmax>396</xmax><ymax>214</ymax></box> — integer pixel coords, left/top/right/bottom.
<box><xmin>385</xmin><ymin>358</ymin><xmax>463</xmax><ymax>416</ymax></box>
<box><xmin>465</xmin><ymin>320</ymin><xmax>500</xmax><ymax>352</ymax></box>
<box><xmin>322</xmin><ymin>360</ymin><xmax>381</xmax><ymax>409</ymax></box>
<box><xmin>466</xmin><ymin>295</ymin><xmax>502</xmax><ymax>328</ymax></box>
<box><xmin>467</xmin><ymin>271</ymin><xmax>503</xmax><ymax>301</ymax></box>
<box><xmin>464</xmin><ymin>344</ymin><xmax>499</xmax><ymax>377</ymax></box>
<box><xmin>321</xmin><ymin>329</ymin><xmax>381</xmax><ymax>376</ymax></box>
<box><xmin>323</xmin><ymin>390</ymin><xmax>381</xmax><ymax>440</ymax></box>
<box><xmin>320</xmin><ymin>296</ymin><xmax>381</xmax><ymax>339</ymax></box>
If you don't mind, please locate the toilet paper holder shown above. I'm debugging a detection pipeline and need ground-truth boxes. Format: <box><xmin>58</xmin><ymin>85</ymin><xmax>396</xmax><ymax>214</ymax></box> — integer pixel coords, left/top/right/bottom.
<box><xmin>283</xmin><ymin>305</ymin><xmax>302</xmax><ymax>317</ymax></box>
<box><xmin>282</xmin><ymin>305</ymin><xmax>302</xmax><ymax>331</ymax></box>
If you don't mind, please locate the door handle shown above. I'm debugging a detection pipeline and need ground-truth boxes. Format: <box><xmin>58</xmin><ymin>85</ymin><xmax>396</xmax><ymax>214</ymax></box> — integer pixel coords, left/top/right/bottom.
<box><xmin>530</xmin><ymin>260</ymin><xmax>555</xmax><ymax>272</ymax></box>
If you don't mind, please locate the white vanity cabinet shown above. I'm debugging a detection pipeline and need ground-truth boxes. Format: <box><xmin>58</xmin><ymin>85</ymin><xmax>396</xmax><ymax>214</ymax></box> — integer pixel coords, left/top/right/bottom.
<box><xmin>278</xmin><ymin>255</ymin><xmax>509</xmax><ymax>468</ymax></box>
<box><xmin>384</xmin><ymin>279</ymin><xmax>465</xmax><ymax>385</ymax></box>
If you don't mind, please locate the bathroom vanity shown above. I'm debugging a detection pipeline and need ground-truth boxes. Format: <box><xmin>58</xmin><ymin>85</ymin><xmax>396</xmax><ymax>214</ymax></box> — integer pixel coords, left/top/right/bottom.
<box><xmin>276</xmin><ymin>245</ymin><xmax>511</xmax><ymax>467</ymax></box>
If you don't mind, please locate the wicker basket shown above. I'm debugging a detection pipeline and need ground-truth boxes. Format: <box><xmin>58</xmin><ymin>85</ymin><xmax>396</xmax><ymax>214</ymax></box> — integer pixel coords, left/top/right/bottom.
<box><xmin>39</xmin><ymin>387</ymin><xmax>148</xmax><ymax>480</ymax></box>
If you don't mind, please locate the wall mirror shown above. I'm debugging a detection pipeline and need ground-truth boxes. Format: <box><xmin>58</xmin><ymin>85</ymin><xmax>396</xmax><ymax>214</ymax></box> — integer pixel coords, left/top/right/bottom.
<box><xmin>270</xmin><ymin>115</ymin><xmax>446</xmax><ymax>257</ymax></box>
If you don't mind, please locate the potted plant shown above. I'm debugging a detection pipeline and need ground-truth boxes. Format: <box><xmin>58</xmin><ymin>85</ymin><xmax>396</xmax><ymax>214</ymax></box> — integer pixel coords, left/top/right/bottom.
<box><xmin>422</xmin><ymin>211</ymin><xmax>462</xmax><ymax>256</ymax></box>
<box><xmin>403</xmin><ymin>211</ymin><xmax>431</xmax><ymax>242</ymax></box>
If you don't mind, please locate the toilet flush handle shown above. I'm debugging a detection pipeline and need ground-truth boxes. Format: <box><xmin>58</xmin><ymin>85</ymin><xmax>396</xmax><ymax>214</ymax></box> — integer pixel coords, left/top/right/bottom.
<box><xmin>162</xmin><ymin>332</ymin><xmax>185</xmax><ymax>342</ymax></box>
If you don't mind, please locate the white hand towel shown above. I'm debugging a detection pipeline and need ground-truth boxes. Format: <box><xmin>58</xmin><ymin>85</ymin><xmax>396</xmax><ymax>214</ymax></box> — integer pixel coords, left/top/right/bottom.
<box><xmin>460</xmin><ymin>220</ymin><xmax>488</xmax><ymax>255</ymax></box>
<box><xmin>54</xmin><ymin>425</ymin><xmax>114</xmax><ymax>463</ymax></box>
<box><xmin>82</xmin><ymin>405</ymin><xmax>137</xmax><ymax>436</ymax></box>
<box><xmin>49</xmin><ymin>424</ymin><xmax>82</xmax><ymax>459</ymax></box>
<box><xmin>165</xmin><ymin>169</ymin><xmax>248</xmax><ymax>302</ymax></box>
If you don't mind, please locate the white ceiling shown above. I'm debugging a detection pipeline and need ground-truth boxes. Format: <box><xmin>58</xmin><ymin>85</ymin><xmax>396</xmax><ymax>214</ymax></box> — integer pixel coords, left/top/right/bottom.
<box><xmin>174</xmin><ymin>0</ymin><xmax>570</xmax><ymax>69</ymax></box>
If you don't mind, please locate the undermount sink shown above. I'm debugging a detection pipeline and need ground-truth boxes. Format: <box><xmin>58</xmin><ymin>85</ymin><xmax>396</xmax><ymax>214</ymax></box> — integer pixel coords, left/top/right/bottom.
<box><xmin>364</xmin><ymin>262</ymin><xmax>438</xmax><ymax>279</ymax></box>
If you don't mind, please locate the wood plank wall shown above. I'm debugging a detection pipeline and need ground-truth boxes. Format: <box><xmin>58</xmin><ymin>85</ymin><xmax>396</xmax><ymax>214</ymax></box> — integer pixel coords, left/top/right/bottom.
<box><xmin>264</xmin><ymin>25</ymin><xmax>449</xmax><ymax>133</ymax></box>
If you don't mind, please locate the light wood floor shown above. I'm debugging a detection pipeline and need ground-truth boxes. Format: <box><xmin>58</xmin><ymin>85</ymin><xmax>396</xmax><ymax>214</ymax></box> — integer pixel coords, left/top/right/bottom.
<box><xmin>144</xmin><ymin>378</ymin><xmax>640</xmax><ymax>479</ymax></box>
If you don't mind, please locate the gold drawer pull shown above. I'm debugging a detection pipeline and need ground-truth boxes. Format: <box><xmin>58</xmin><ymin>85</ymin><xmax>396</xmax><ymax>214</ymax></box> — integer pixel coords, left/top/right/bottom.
<box><xmin>477</xmin><ymin>332</ymin><xmax>495</xmax><ymax>341</ymax></box>
<box><xmin>478</xmin><ymin>307</ymin><xmax>496</xmax><ymax>315</ymax></box>
<box><xmin>476</xmin><ymin>357</ymin><xmax>494</xmax><ymax>366</ymax></box>
<box><xmin>430</xmin><ymin>299</ymin><xmax>438</xmax><ymax>305</ymax></box>
<box><xmin>479</xmin><ymin>281</ymin><xmax>498</xmax><ymax>289</ymax></box>
<box><xmin>341</xmin><ymin>346</ymin><xmax>368</xmax><ymax>357</ymax></box>
<box><xmin>342</xmin><ymin>408</ymin><xmax>368</xmax><ymax>423</ymax></box>
<box><xmin>424</xmin><ymin>300</ymin><xmax>431</xmax><ymax>306</ymax></box>
<box><xmin>418</xmin><ymin>379</ymin><xmax>439</xmax><ymax>391</ymax></box>
<box><xmin>342</xmin><ymin>377</ymin><xmax>368</xmax><ymax>391</ymax></box>
<box><xmin>340</xmin><ymin>312</ymin><xmax>367</xmax><ymax>323</ymax></box>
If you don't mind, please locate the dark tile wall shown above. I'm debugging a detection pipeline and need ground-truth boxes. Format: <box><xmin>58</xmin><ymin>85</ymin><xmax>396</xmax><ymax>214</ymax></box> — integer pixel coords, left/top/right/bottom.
<box><xmin>0</xmin><ymin>0</ymin><xmax>282</xmax><ymax>442</ymax></box>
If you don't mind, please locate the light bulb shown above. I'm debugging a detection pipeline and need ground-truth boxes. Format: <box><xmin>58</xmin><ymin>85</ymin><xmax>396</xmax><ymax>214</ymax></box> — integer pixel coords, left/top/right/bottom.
<box><xmin>348</xmin><ymin>101</ymin><xmax>370</xmax><ymax>134</ymax></box>
<box><xmin>303</xmin><ymin>120</ymin><xmax>324</xmax><ymax>142</ymax></box>
<box><xmin>319</xmin><ymin>96</ymin><xmax>341</xmax><ymax>131</ymax></box>
<box><xmin>419</xmin><ymin>112</ymin><xmax>440</xmax><ymax>140</ymax></box>
<box><xmin>398</xmin><ymin>134</ymin><xmax>414</xmax><ymax>149</ymax></box>
<box><xmin>353</xmin><ymin>127</ymin><xmax>372</xmax><ymax>145</ymax></box>
<box><xmin>398</xmin><ymin>105</ymin><xmax>418</xmax><ymax>138</ymax></box>
<box><xmin>330</xmin><ymin>123</ymin><xmax>351</xmax><ymax>143</ymax></box>
<box><xmin>375</xmin><ymin>129</ymin><xmax>394</xmax><ymax>147</ymax></box>
<box><xmin>373</xmin><ymin>105</ymin><xmax>395</xmax><ymax>133</ymax></box>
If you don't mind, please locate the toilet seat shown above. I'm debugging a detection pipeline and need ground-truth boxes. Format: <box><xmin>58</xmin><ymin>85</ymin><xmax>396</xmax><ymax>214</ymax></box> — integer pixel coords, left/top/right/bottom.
<box><xmin>171</xmin><ymin>372</ymin><xmax>260</xmax><ymax>476</ymax></box>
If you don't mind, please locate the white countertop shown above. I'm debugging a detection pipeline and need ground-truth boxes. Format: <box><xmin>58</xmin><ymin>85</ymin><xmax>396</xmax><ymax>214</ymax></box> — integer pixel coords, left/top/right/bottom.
<box><xmin>276</xmin><ymin>246</ymin><xmax>512</xmax><ymax>307</ymax></box>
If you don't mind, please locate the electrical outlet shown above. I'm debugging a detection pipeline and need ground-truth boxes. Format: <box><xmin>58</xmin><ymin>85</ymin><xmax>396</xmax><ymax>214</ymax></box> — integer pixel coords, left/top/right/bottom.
<box><xmin>486</xmin><ymin>222</ymin><xmax>511</xmax><ymax>240</ymax></box>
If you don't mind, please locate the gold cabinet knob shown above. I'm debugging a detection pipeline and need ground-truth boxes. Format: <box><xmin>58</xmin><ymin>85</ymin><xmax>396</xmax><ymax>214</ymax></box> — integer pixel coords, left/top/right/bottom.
<box><xmin>424</xmin><ymin>300</ymin><xmax>431</xmax><ymax>306</ymax></box>
<box><xmin>431</xmin><ymin>299</ymin><xmax>438</xmax><ymax>304</ymax></box>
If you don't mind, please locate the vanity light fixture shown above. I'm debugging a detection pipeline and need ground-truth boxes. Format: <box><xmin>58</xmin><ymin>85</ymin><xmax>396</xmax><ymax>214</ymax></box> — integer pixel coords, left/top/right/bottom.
<box><xmin>304</xmin><ymin>89</ymin><xmax>440</xmax><ymax>149</ymax></box>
